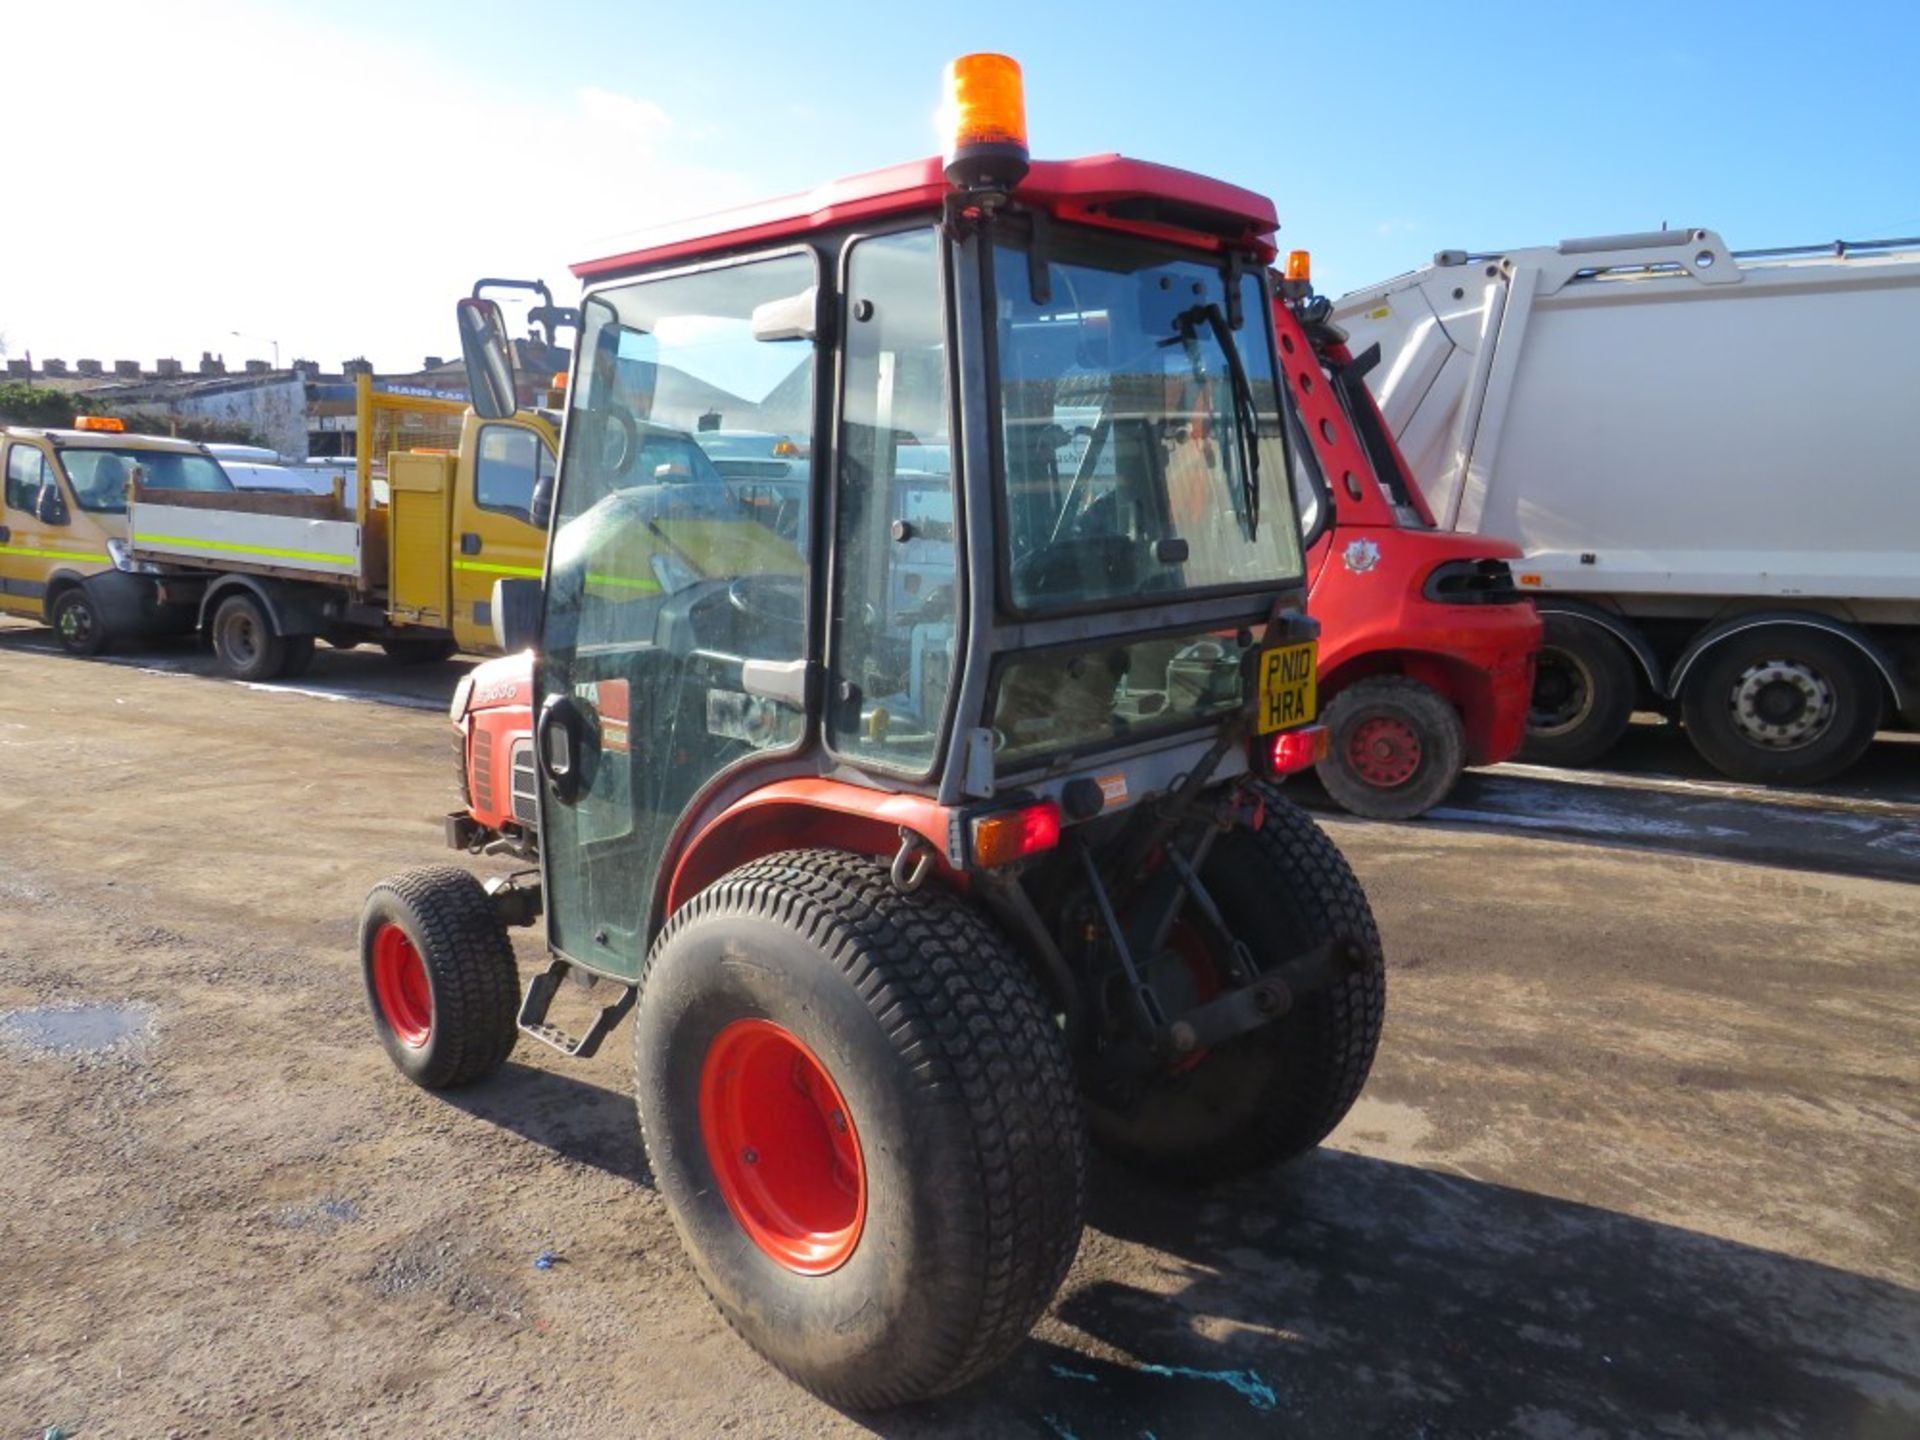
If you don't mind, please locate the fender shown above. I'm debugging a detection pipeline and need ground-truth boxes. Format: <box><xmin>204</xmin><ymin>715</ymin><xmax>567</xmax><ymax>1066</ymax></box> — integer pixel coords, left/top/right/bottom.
<box><xmin>1534</xmin><ymin>599</ymin><xmax>1665</xmax><ymax>695</ymax></box>
<box><xmin>1668</xmin><ymin>610</ymin><xmax>1912</xmax><ymax>718</ymax></box>
<box><xmin>41</xmin><ymin>566</ymin><xmax>91</xmax><ymax>616</ymax></box>
<box><xmin>663</xmin><ymin>778</ymin><xmax>958</xmax><ymax>924</ymax></box>
<box><xmin>197</xmin><ymin>575</ymin><xmax>331</xmax><ymax>638</ymax></box>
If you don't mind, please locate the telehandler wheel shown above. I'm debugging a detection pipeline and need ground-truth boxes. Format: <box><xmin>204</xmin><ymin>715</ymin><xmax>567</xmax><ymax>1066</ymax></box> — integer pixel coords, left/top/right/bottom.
<box><xmin>1090</xmin><ymin>788</ymin><xmax>1384</xmax><ymax>1185</ymax></box>
<box><xmin>50</xmin><ymin>587</ymin><xmax>111</xmax><ymax>657</ymax></box>
<box><xmin>210</xmin><ymin>592</ymin><xmax>293</xmax><ymax>681</ymax></box>
<box><xmin>358</xmin><ymin>866</ymin><xmax>520</xmax><ymax>1089</ymax></box>
<box><xmin>1521</xmin><ymin>614</ymin><xmax>1637</xmax><ymax>766</ymax></box>
<box><xmin>1680</xmin><ymin>627</ymin><xmax>1883</xmax><ymax>786</ymax></box>
<box><xmin>381</xmin><ymin>637</ymin><xmax>459</xmax><ymax>666</ymax></box>
<box><xmin>634</xmin><ymin>849</ymin><xmax>1086</xmax><ymax>1408</ymax></box>
<box><xmin>1316</xmin><ymin>675</ymin><xmax>1465</xmax><ymax>820</ymax></box>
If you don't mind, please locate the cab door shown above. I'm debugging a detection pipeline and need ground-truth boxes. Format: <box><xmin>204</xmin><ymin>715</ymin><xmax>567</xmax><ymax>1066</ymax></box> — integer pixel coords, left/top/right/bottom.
<box><xmin>535</xmin><ymin>249</ymin><xmax>817</xmax><ymax>980</ymax></box>
<box><xmin>1</xmin><ymin>440</ymin><xmax>77</xmax><ymax>618</ymax></box>
<box><xmin>449</xmin><ymin>413</ymin><xmax>554</xmax><ymax>651</ymax></box>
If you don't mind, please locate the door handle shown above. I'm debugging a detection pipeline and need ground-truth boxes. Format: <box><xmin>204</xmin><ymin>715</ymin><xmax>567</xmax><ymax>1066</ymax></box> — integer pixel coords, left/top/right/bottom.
<box><xmin>536</xmin><ymin>694</ymin><xmax>586</xmax><ymax>805</ymax></box>
<box><xmin>460</xmin><ymin>532</ymin><xmax>483</xmax><ymax>556</ymax></box>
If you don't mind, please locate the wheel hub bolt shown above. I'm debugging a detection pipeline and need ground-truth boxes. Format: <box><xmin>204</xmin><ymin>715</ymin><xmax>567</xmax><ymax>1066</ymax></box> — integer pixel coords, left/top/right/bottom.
<box><xmin>742</xmin><ymin>1148</ymin><xmax>758</xmax><ymax>1165</ymax></box>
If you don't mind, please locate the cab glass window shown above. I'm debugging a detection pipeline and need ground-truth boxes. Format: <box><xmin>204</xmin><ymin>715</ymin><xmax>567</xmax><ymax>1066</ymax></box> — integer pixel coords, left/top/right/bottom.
<box><xmin>55</xmin><ymin>448</ymin><xmax>232</xmax><ymax>513</ymax></box>
<box><xmin>474</xmin><ymin>425</ymin><xmax>554</xmax><ymax>521</ymax></box>
<box><xmin>827</xmin><ymin>228</ymin><xmax>956</xmax><ymax>776</ymax></box>
<box><xmin>4</xmin><ymin>445</ymin><xmax>53</xmax><ymax>512</ymax></box>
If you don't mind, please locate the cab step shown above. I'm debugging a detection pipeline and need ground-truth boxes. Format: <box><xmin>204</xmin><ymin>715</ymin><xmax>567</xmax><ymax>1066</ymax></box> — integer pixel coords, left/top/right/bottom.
<box><xmin>516</xmin><ymin>959</ymin><xmax>636</xmax><ymax>1059</ymax></box>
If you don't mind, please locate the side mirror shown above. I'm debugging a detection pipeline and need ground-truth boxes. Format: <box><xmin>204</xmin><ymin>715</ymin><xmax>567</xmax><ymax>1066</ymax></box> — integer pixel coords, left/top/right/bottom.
<box><xmin>491</xmin><ymin>576</ymin><xmax>542</xmax><ymax>653</ymax></box>
<box><xmin>457</xmin><ymin>297</ymin><xmax>518</xmax><ymax>420</ymax></box>
<box><xmin>35</xmin><ymin>485</ymin><xmax>69</xmax><ymax>526</ymax></box>
<box><xmin>529</xmin><ymin>471</ymin><xmax>554</xmax><ymax>529</ymax></box>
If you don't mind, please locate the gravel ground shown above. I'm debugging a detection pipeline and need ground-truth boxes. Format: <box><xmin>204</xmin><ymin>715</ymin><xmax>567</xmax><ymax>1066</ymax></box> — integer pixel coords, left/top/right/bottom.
<box><xmin>2</xmin><ymin>625</ymin><xmax>1915</xmax><ymax>1438</ymax></box>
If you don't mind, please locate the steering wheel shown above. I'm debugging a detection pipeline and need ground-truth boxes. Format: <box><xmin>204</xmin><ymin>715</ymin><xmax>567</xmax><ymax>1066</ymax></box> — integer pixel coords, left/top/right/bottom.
<box><xmin>594</xmin><ymin>409</ymin><xmax>641</xmax><ymax>478</ymax></box>
<box><xmin>728</xmin><ymin>573</ymin><xmax>806</xmax><ymax>628</ymax></box>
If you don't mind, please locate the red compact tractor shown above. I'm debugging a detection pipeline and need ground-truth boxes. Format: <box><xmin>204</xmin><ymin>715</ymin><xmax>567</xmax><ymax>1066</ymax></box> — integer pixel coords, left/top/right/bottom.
<box><xmin>359</xmin><ymin>56</ymin><xmax>1385</xmax><ymax>1407</ymax></box>
<box><xmin>1271</xmin><ymin>271</ymin><xmax>1540</xmax><ymax>819</ymax></box>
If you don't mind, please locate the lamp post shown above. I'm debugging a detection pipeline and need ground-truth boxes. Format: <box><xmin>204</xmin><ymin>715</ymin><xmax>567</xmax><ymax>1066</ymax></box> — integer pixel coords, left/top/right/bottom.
<box><xmin>230</xmin><ymin>330</ymin><xmax>280</xmax><ymax>369</ymax></box>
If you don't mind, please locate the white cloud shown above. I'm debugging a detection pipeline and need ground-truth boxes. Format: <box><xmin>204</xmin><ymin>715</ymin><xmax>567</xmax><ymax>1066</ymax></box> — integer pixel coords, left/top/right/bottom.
<box><xmin>0</xmin><ymin>2</ymin><xmax>752</xmax><ymax>372</ymax></box>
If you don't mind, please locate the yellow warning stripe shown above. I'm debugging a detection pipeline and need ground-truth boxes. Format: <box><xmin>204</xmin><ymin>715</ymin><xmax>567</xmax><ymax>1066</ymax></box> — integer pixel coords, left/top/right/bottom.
<box><xmin>586</xmin><ymin>571</ymin><xmax>661</xmax><ymax>594</ymax></box>
<box><xmin>452</xmin><ymin>559</ymin><xmax>543</xmax><ymax>578</ymax></box>
<box><xmin>132</xmin><ymin>533</ymin><xmax>354</xmax><ymax>567</ymax></box>
<box><xmin>0</xmin><ymin>542</ymin><xmax>108</xmax><ymax>564</ymax></box>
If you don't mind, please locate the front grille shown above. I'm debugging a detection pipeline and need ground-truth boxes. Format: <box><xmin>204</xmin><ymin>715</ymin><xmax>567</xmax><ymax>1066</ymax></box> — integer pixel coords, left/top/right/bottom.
<box><xmin>1423</xmin><ymin>558</ymin><xmax>1526</xmax><ymax>604</ymax></box>
<box><xmin>471</xmin><ymin>726</ymin><xmax>496</xmax><ymax>813</ymax></box>
<box><xmin>453</xmin><ymin>727</ymin><xmax>471</xmax><ymax>807</ymax></box>
<box><xmin>510</xmin><ymin>740</ymin><xmax>538</xmax><ymax>830</ymax></box>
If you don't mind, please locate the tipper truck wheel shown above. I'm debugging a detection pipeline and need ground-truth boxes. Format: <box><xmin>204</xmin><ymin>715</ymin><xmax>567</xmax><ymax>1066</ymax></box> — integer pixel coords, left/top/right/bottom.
<box><xmin>1316</xmin><ymin>675</ymin><xmax>1466</xmax><ymax>819</ymax></box>
<box><xmin>211</xmin><ymin>592</ymin><xmax>296</xmax><ymax>681</ymax></box>
<box><xmin>359</xmin><ymin>866</ymin><xmax>520</xmax><ymax>1088</ymax></box>
<box><xmin>1521</xmin><ymin>615</ymin><xmax>1637</xmax><ymax>767</ymax></box>
<box><xmin>1091</xmin><ymin>788</ymin><xmax>1384</xmax><ymax>1185</ymax></box>
<box><xmin>633</xmin><ymin>849</ymin><xmax>1086</xmax><ymax>1408</ymax></box>
<box><xmin>50</xmin><ymin>587</ymin><xmax>111</xmax><ymax>657</ymax></box>
<box><xmin>1680</xmin><ymin>627</ymin><xmax>1883</xmax><ymax>786</ymax></box>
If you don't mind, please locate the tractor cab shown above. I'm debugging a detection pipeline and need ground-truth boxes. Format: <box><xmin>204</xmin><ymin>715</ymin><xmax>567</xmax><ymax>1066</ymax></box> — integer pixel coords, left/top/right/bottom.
<box><xmin>378</xmin><ymin>54</ymin><xmax>1381</xmax><ymax>1411</ymax></box>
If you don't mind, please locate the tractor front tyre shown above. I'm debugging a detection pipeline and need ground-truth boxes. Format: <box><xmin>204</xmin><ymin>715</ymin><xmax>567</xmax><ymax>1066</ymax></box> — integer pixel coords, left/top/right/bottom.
<box><xmin>633</xmin><ymin>849</ymin><xmax>1086</xmax><ymax>1408</ymax></box>
<box><xmin>358</xmin><ymin>866</ymin><xmax>520</xmax><ymax>1089</ymax></box>
<box><xmin>1090</xmin><ymin>788</ymin><xmax>1385</xmax><ymax>1185</ymax></box>
<box><xmin>1316</xmin><ymin>675</ymin><xmax>1466</xmax><ymax>820</ymax></box>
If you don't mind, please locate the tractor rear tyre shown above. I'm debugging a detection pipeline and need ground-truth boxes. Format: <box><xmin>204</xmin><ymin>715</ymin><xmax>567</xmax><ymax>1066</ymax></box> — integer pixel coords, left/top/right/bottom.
<box><xmin>1316</xmin><ymin>675</ymin><xmax>1466</xmax><ymax>819</ymax></box>
<box><xmin>1520</xmin><ymin>614</ymin><xmax>1637</xmax><ymax>766</ymax></box>
<box><xmin>50</xmin><ymin>587</ymin><xmax>111</xmax><ymax>657</ymax></box>
<box><xmin>211</xmin><ymin>592</ymin><xmax>293</xmax><ymax>681</ymax></box>
<box><xmin>1089</xmin><ymin>788</ymin><xmax>1384</xmax><ymax>1185</ymax></box>
<box><xmin>382</xmin><ymin>636</ymin><xmax>459</xmax><ymax>666</ymax></box>
<box><xmin>358</xmin><ymin>865</ymin><xmax>520</xmax><ymax>1089</ymax></box>
<box><xmin>633</xmin><ymin>849</ymin><xmax>1086</xmax><ymax>1408</ymax></box>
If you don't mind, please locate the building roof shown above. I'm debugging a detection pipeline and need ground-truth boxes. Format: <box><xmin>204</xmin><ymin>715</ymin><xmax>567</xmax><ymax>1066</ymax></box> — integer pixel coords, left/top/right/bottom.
<box><xmin>574</xmin><ymin>153</ymin><xmax>1280</xmax><ymax>281</ymax></box>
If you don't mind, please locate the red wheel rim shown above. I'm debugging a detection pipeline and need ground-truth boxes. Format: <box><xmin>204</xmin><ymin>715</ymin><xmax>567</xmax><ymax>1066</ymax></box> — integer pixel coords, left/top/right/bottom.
<box><xmin>698</xmin><ymin>1019</ymin><xmax>866</xmax><ymax>1275</ymax></box>
<box><xmin>1348</xmin><ymin>715</ymin><xmax>1422</xmax><ymax>788</ymax></box>
<box><xmin>371</xmin><ymin>923</ymin><xmax>433</xmax><ymax>1047</ymax></box>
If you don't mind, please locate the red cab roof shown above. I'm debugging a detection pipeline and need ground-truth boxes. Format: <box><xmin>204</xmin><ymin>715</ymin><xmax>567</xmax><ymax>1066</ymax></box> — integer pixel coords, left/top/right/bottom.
<box><xmin>572</xmin><ymin>153</ymin><xmax>1279</xmax><ymax>281</ymax></box>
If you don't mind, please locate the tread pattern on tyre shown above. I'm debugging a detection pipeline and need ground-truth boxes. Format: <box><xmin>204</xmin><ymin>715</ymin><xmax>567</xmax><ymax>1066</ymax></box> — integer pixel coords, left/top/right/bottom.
<box><xmin>1243</xmin><ymin>787</ymin><xmax>1384</xmax><ymax>1154</ymax></box>
<box><xmin>638</xmin><ymin>849</ymin><xmax>1087</xmax><ymax>1408</ymax></box>
<box><xmin>363</xmin><ymin>865</ymin><xmax>519</xmax><ymax>1088</ymax></box>
<box><xmin>1317</xmin><ymin>674</ymin><xmax>1466</xmax><ymax>820</ymax></box>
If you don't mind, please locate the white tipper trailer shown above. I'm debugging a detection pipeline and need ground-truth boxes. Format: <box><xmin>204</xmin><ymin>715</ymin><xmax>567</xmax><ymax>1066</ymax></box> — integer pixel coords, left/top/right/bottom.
<box><xmin>1332</xmin><ymin>229</ymin><xmax>1919</xmax><ymax>786</ymax></box>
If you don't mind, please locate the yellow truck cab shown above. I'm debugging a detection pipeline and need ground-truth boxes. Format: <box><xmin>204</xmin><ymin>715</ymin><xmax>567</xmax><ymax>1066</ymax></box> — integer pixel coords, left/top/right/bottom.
<box><xmin>0</xmin><ymin>417</ymin><xmax>226</xmax><ymax>654</ymax></box>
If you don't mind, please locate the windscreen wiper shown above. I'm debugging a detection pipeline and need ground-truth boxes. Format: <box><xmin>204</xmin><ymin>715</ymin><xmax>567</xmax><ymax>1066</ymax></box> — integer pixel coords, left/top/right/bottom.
<box><xmin>1171</xmin><ymin>304</ymin><xmax>1261</xmax><ymax>543</ymax></box>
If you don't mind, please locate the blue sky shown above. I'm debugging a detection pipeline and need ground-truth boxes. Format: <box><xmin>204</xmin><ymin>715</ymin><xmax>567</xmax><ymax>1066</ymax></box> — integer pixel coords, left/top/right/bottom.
<box><xmin>5</xmin><ymin>0</ymin><xmax>1915</xmax><ymax>371</ymax></box>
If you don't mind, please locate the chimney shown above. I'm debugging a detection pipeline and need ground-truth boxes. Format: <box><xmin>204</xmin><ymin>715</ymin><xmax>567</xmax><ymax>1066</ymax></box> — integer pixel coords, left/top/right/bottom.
<box><xmin>291</xmin><ymin>359</ymin><xmax>319</xmax><ymax>378</ymax></box>
<box><xmin>41</xmin><ymin>359</ymin><xmax>68</xmax><ymax>376</ymax></box>
<box><xmin>114</xmin><ymin>360</ymin><xmax>141</xmax><ymax>378</ymax></box>
<box><xmin>343</xmin><ymin>358</ymin><xmax>373</xmax><ymax>377</ymax></box>
<box><xmin>199</xmin><ymin>351</ymin><xmax>226</xmax><ymax>376</ymax></box>
<box><xmin>76</xmin><ymin>359</ymin><xmax>104</xmax><ymax>376</ymax></box>
<box><xmin>423</xmin><ymin>355</ymin><xmax>445</xmax><ymax>370</ymax></box>
<box><xmin>5</xmin><ymin>360</ymin><xmax>29</xmax><ymax>378</ymax></box>
<box><xmin>155</xmin><ymin>358</ymin><xmax>183</xmax><ymax>378</ymax></box>
<box><xmin>244</xmin><ymin>359</ymin><xmax>271</xmax><ymax>375</ymax></box>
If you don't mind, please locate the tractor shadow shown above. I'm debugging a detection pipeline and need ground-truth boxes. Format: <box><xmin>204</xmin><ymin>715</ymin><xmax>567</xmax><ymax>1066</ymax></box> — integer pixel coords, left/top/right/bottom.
<box><xmin>438</xmin><ymin>1059</ymin><xmax>652</xmax><ymax>1189</ymax></box>
<box><xmin>858</xmin><ymin>1150</ymin><xmax>1920</xmax><ymax>1439</ymax></box>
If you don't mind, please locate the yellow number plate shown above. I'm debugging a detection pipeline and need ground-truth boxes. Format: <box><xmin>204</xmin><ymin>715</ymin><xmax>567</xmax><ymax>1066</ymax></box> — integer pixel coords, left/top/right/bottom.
<box><xmin>1256</xmin><ymin>641</ymin><xmax>1318</xmax><ymax>734</ymax></box>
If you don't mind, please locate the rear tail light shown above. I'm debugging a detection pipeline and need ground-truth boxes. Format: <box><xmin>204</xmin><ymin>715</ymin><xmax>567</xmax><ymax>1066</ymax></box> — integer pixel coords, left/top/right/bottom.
<box><xmin>970</xmin><ymin>801</ymin><xmax>1062</xmax><ymax>867</ymax></box>
<box><xmin>1263</xmin><ymin>725</ymin><xmax>1329</xmax><ymax>776</ymax></box>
